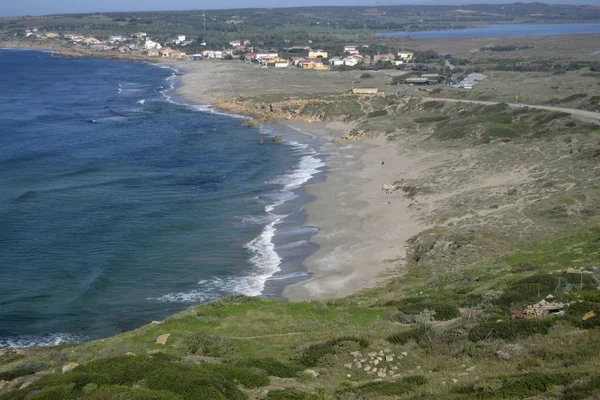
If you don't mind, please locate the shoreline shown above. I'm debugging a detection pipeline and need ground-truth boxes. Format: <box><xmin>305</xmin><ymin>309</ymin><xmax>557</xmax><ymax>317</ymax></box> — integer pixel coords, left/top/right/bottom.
<box><xmin>174</xmin><ymin>61</ymin><xmax>428</xmax><ymax>301</ymax></box>
<box><xmin>279</xmin><ymin>121</ymin><xmax>426</xmax><ymax>300</ymax></box>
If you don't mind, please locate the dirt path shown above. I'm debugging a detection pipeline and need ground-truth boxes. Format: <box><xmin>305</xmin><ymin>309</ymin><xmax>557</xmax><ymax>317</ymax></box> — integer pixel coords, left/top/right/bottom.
<box><xmin>422</xmin><ymin>97</ymin><xmax>600</xmax><ymax>124</ymax></box>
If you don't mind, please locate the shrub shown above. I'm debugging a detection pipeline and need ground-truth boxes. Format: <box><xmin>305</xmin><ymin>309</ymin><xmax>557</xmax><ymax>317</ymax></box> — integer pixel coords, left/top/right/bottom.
<box><xmin>232</xmin><ymin>358</ymin><xmax>301</xmax><ymax>378</ymax></box>
<box><xmin>561</xmin><ymin>196</ymin><xmax>577</xmax><ymax>205</ymax></box>
<box><xmin>483</xmin><ymin>113</ymin><xmax>513</xmax><ymax>124</ymax></box>
<box><xmin>387</xmin><ymin>326</ymin><xmax>427</xmax><ymax>345</ymax></box>
<box><xmin>265</xmin><ymin>388</ymin><xmax>320</xmax><ymax>400</ymax></box>
<box><xmin>336</xmin><ymin>376</ymin><xmax>427</xmax><ymax>396</ymax></box>
<box><xmin>565</xmin><ymin>301</ymin><xmax>600</xmax><ymax>329</ymax></box>
<box><xmin>487</xmin><ymin>124</ymin><xmax>516</xmax><ymax>138</ymax></box>
<box><xmin>83</xmin><ymin>386</ymin><xmax>186</xmax><ymax>400</ymax></box>
<box><xmin>183</xmin><ymin>334</ymin><xmax>237</xmax><ymax>357</ymax></box>
<box><xmin>422</xmin><ymin>101</ymin><xmax>444</xmax><ymax>111</ymax></box>
<box><xmin>360</xmin><ymin>73</ymin><xmax>372</xmax><ymax>79</ymax></box>
<box><xmin>563</xmin><ymin>375</ymin><xmax>600</xmax><ymax>400</ymax></box>
<box><xmin>0</xmin><ymin>354</ymin><xmax>25</xmax><ymax>366</ymax></box>
<box><xmin>468</xmin><ymin>318</ymin><xmax>555</xmax><ymax>342</ymax></box>
<box><xmin>297</xmin><ymin>337</ymin><xmax>369</xmax><ymax>367</ymax></box>
<box><xmin>413</xmin><ymin>115</ymin><xmax>450</xmax><ymax>123</ymax></box>
<box><xmin>385</xmin><ymin>298</ymin><xmax>460</xmax><ymax>321</ymax></box>
<box><xmin>457</xmin><ymin>373</ymin><xmax>573</xmax><ymax>398</ymax></box>
<box><xmin>496</xmin><ymin>274</ymin><xmax>596</xmax><ymax>309</ymax></box>
<box><xmin>0</xmin><ymin>363</ymin><xmax>43</xmax><ymax>380</ymax></box>
<box><xmin>367</xmin><ymin>109</ymin><xmax>388</xmax><ymax>118</ymax></box>
<box><xmin>15</xmin><ymin>355</ymin><xmax>267</xmax><ymax>400</ymax></box>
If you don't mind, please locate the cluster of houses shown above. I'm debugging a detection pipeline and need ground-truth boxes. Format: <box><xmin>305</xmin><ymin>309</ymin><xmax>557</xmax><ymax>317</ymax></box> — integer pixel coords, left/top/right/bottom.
<box><xmin>21</xmin><ymin>28</ymin><xmax>416</xmax><ymax>70</ymax></box>
<box><xmin>22</xmin><ymin>28</ymin><xmax>198</xmax><ymax>58</ymax></box>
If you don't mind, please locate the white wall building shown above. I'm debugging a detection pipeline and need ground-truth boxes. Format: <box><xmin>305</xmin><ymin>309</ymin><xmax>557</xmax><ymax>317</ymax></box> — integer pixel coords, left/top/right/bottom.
<box><xmin>144</xmin><ymin>40</ymin><xmax>162</xmax><ymax>50</ymax></box>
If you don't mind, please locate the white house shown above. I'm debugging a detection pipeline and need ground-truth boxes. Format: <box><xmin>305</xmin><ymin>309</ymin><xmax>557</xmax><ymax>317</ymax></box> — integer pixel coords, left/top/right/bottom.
<box><xmin>201</xmin><ymin>50</ymin><xmax>223</xmax><ymax>59</ymax></box>
<box><xmin>308</xmin><ymin>49</ymin><xmax>328</xmax><ymax>58</ymax></box>
<box><xmin>329</xmin><ymin>57</ymin><xmax>344</xmax><ymax>66</ymax></box>
<box><xmin>344</xmin><ymin>46</ymin><xmax>360</xmax><ymax>55</ymax></box>
<box><xmin>144</xmin><ymin>40</ymin><xmax>162</xmax><ymax>50</ymax></box>
<box><xmin>174</xmin><ymin>35</ymin><xmax>186</xmax><ymax>44</ymax></box>
<box><xmin>255</xmin><ymin>53</ymin><xmax>279</xmax><ymax>62</ymax></box>
<box><xmin>110</xmin><ymin>36</ymin><xmax>124</xmax><ymax>42</ymax></box>
<box><xmin>344</xmin><ymin>56</ymin><xmax>362</xmax><ymax>67</ymax></box>
<box><xmin>229</xmin><ymin>40</ymin><xmax>241</xmax><ymax>47</ymax></box>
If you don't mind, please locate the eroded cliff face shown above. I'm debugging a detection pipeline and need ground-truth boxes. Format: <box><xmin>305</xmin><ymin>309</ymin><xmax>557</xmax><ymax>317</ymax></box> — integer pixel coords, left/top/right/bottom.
<box><xmin>212</xmin><ymin>98</ymin><xmax>333</xmax><ymax>123</ymax></box>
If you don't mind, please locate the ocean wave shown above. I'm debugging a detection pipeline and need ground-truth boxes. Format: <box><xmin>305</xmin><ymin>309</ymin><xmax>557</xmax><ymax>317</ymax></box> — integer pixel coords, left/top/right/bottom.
<box><xmin>267</xmin><ymin>155</ymin><xmax>325</xmax><ymax>191</ymax></box>
<box><xmin>150</xmin><ymin>275</ymin><xmax>259</xmax><ymax>303</ymax></box>
<box><xmin>0</xmin><ymin>333</ymin><xmax>85</xmax><ymax>348</ymax></box>
<box><xmin>239</xmin><ymin>138</ymin><xmax>324</xmax><ymax>295</ymax></box>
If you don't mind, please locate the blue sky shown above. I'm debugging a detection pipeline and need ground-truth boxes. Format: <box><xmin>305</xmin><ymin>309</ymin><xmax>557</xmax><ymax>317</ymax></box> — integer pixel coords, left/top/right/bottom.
<box><xmin>0</xmin><ymin>0</ymin><xmax>593</xmax><ymax>18</ymax></box>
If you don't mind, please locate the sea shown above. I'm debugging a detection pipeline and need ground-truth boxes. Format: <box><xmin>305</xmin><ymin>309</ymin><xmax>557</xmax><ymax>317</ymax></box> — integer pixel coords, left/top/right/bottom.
<box><xmin>0</xmin><ymin>49</ymin><xmax>323</xmax><ymax>347</ymax></box>
<box><xmin>379</xmin><ymin>23</ymin><xmax>600</xmax><ymax>38</ymax></box>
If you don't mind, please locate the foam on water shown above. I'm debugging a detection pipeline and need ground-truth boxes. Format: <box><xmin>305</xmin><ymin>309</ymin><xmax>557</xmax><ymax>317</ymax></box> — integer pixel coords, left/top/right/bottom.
<box><xmin>155</xmin><ymin>137</ymin><xmax>324</xmax><ymax>303</ymax></box>
<box><xmin>0</xmin><ymin>333</ymin><xmax>85</xmax><ymax>348</ymax></box>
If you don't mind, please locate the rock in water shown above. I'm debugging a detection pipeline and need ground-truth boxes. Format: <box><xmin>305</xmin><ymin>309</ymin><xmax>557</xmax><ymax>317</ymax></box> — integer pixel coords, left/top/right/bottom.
<box><xmin>155</xmin><ymin>333</ymin><xmax>170</xmax><ymax>345</ymax></box>
<box><xmin>259</xmin><ymin>139</ymin><xmax>265</xmax><ymax>145</ymax></box>
<box><xmin>272</xmin><ymin>135</ymin><xmax>283</xmax><ymax>143</ymax></box>
<box><xmin>62</xmin><ymin>362</ymin><xmax>79</xmax><ymax>374</ymax></box>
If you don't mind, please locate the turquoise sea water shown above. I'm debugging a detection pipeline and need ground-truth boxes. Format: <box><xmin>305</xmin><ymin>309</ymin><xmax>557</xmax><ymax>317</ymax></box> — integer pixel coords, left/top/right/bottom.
<box><xmin>379</xmin><ymin>23</ymin><xmax>600</xmax><ymax>38</ymax></box>
<box><xmin>0</xmin><ymin>50</ymin><xmax>322</xmax><ymax>347</ymax></box>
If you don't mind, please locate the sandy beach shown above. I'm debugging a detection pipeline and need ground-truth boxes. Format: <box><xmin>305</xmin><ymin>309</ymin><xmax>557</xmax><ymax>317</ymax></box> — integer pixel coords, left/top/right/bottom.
<box><xmin>279</xmin><ymin>121</ymin><xmax>426</xmax><ymax>300</ymax></box>
<box><xmin>176</xmin><ymin>61</ymin><xmax>430</xmax><ymax>301</ymax></box>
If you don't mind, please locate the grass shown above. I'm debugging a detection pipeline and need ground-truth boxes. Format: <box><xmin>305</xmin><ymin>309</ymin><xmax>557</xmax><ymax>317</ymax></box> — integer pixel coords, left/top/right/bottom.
<box><xmin>468</xmin><ymin>319</ymin><xmax>555</xmax><ymax>342</ymax></box>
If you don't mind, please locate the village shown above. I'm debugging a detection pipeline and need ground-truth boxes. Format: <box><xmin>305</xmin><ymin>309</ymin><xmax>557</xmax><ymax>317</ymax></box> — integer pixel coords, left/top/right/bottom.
<box><xmin>20</xmin><ymin>28</ymin><xmax>418</xmax><ymax>72</ymax></box>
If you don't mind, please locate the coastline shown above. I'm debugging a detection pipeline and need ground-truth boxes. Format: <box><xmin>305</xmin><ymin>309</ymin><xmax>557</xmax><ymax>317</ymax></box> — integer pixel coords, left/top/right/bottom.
<box><xmin>279</xmin><ymin>121</ymin><xmax>425</xmax><ymax>300</ymax></box>
<box><xmin>176</xmin><ymin>61</ymin><xmax>427</xmax><ymax>301</ymax></box>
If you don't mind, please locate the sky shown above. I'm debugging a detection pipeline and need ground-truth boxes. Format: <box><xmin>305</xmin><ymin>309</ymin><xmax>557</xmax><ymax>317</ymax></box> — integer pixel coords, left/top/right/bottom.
<box><xmin>0</xmin><ymin>0</ymin><xmax>595</xmax><ymax>18</ymax></box>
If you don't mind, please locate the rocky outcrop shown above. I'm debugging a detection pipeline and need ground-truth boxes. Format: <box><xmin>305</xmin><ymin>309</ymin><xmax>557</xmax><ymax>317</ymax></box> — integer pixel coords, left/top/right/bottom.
<box><xmin>155</xmin><ymin>333</ymin><xmax>171</xmax><ymax>345</ymax></box>
<box><xmin>272</xmin><ymin>136</ymin><xmax>283</xmax><ymax>143</ymax></box>
<box><xmin>62</xmin><ymin>362</ymin><xmax>79</xmax><ymax>374</ymax></box>
<box><xmin>213</xmin><ymin>99</ymin><xmax>333</xmax><ymax>122</ymax></box>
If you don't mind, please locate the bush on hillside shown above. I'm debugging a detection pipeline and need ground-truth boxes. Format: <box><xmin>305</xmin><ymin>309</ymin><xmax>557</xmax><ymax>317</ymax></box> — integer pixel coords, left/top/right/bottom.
<box><xmin>231</xmin><ymin>358</ymin><xmax>301</xmax><ymax>378</ymax></box>
<box><xmin>367</xmin><ymin>109</ymin><xmax>388</xmax><ymax>118</ymax></box>
<box><xmin>296</xmin><ymin>336</ymin><xmax>369</xmax><ymax>367</ymax></box>
<box><xmin>265</xmin><ymin>388</ymin><xmax>321</xmax><ymax>400</ymax></box>
<box><xmin>0</xmin><ymin>363</ymin><xmax>44</xmax><ymax>381</ymax></box>
<box><xmin>336</xmin><ymin>376</ymin><xmax>427</xmax><ymax>397</ymax></box>
<box><xmin>387</xmin><ymin>326</ymin><xmax>428</xmax><ymax>345</ymax></box>
<box><xmin>468</xmin><ymin>318</ymin><xmax>555</xmax><ymax>342</ymax></box>
<box><xmin>413</xmin><ymin>115</ymin><xmax>450</xmax><ymax>123</ymax></box>
<box><xmin>5</xmin><ymin>355</ymin><xmax>268</xmax><ymax>400</ymax></box>
<box><xmin>457</xmin><ymin>373</ymin><xmax>574</xmax><ymax>398</ymax></box>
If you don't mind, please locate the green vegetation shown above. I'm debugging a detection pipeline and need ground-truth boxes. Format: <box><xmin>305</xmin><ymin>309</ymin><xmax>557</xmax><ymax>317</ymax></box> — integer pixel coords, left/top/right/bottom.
<box><xmin>413</xmin><ymin>115</ymin><xmax>450</xmax><ymax>123</ymax></box>
<box><xmin>468</xmin><ymin>319</ymin><xmax>555</xmax><ymax>342</ymax></box>
<box><xmin>336</xmin><ymin>376</ymin><xmax>428</xmax><ymax>396</ymax></box>
<box><xmin>367</xmin><ymin>109</ymin><xmax>388</xmax><ymax>118</ymax></box>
